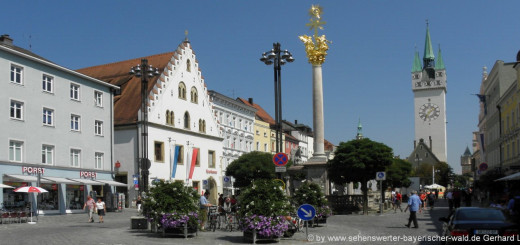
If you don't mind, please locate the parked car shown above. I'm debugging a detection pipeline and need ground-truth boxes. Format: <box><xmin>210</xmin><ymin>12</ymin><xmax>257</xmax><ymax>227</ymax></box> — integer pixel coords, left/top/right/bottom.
<box><xmin>438</xmin><ymin>207</ymin><xmax>519</xmax><ymax>244</ymax></box>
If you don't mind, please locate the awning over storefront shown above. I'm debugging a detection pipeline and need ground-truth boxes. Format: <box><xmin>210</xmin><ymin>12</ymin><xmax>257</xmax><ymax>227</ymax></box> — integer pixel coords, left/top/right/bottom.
<box><xmin>95</xmin><ymin>179</ymin><xmax>127</xmax><ymax>187</ymax></box>
<box><xmin>67</xmin><ymin>178</ymin><xmax>104</xmax><ymax>185</ymax></box>
<box><xmin>4</xmin><ymin>174</ymin><xmax>52</xmax><ymax>183</ymax></box>
<box><xmin>42</xmin><ymin>176</ymin><xmax>82</xmax><ymax>184</ymax></box>
<box><xmin>495</xmin><ymin>172</ymin><xmax>520</xmax><ymax>181</ymax></box>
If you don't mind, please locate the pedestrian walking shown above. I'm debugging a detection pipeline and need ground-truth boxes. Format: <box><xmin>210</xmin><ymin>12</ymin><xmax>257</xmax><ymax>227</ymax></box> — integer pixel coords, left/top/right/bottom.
<box><xmin>394</xmin><ymin>192</ymin><xmax>403</xmax><ymax>212</ymax></box>
<box><xmin>420</xmin><ymin>191</ymin><xmax>427</xmax><ymax>209</ymax></box>
<box><xmin>446</xmin><ymin>189</ymin><xmax>454</xmax><ymax>212</ymax></box>
<box><xmin>404</xmin><ymin>190</ymin><xmax>422</xmax><ymax>228</ymax></box>
<box><xmin>95</xmin><ymin>197</ymin><xmax>106</xmax><ymax>223</ymax></box>
<box><xmin>427</xmin><ymin>192</ymin><xmax>435</xmax><ymax>210</ymax></box>
<box><xmin>83</xmin><ymin>195</ymin><xmax>95</xmax><ymax>223</ymax></box>
<box><xmin>453</xmin><ymin>188</ymin><xmax>462</xmax><ymax>209</ymax></box>
<box><xmin>136</xmin><ymin>195</ymin><xmax>142</xmax><ymax>214</ymax></box>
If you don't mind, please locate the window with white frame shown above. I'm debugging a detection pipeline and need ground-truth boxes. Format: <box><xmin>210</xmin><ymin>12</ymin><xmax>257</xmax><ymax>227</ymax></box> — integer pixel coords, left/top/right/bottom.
<box><xmin>9</xmin><ymin>140</ymin><xmax>23</xmax><ymax>162</ymax></box>
<box><xmin>70</xmin><ymin>149</ymin><xmax>80</xmax><ymax>167</ymax></box>
<box><xmin>10</xmin><ymin>65</ymin><xmax>23</xmax><ymax>84</ymax></box>
<box><xmin>42</xmin><ymin>145</ymin><xmax>54</xmax><ymax>165</ymax></box>
<box><xmin>10</xmin><ymin>100</ymin><xmax>23</xmax><ymax>120</ymax></box>
<box><xmin>95</xmin><ymin>152</ymin><xmax>103</xmax><ymax>169</ymax></box>
<box><xmin>71</xmin><ymin>114</ymin><xmax>80</xmax><ymax>131</ymax></box>
<box><xmin>95</xmin><ymin>120</ymin><xmax>103</xmax><ymax>136</ymax></box>
<box><xmin>94</xmin><ymin>91</ymin><xmax>103</xmax><ymax>107</ymax></box>
<box><xmin>43</xmin><ymin>108</ymin><xmax>54</xmax><ymax>126</ymax></box>
<box><xmin>70</xmin><ymin>84</ymin><xmax>80</xmax><ymax>100</ymax></box>
<box><xmin>42</xmin><ymin>74</ymin><xmax>53</xmax><ymax>93</ymax></box>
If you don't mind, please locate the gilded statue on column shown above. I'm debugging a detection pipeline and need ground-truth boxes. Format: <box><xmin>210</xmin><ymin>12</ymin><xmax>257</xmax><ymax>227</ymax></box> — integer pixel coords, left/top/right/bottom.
<box><xmin>299</xmin><ymin>5</ymin><xmax>332</xmax><ymax>66</ymax></box>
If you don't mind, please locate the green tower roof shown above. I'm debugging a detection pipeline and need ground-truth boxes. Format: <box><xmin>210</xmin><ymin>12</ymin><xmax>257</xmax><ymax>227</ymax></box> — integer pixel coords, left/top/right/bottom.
<box><xmin>423</xmin><ymin>25</ymin><xmax>435</xmax><ymax>61</ymax></box>
<box><xmin>435</xmin><ymin>45</ymin><xmax>445</xmax><ymax>70</ymax></box>
<box><xmin>356</xmin><ymin>118</ymin><xmax>363</xmax><ymax>140</ymax></box>
<box><xmin>412</xmin><ymin>51</ymin><xmax>422</xmax><ymax>72</ymax></box>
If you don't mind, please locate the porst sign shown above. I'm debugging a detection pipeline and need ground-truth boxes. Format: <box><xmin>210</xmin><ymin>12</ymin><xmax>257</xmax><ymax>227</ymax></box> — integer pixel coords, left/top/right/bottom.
<box><xmin>80</xmin><ymin>171</ymin><xmax>97</xmax><ymax>179</ymax></box>
<box><xmin>22</xmin><ymin>166</ymin><xmax>45</xmax><ymax>175</ymax></box>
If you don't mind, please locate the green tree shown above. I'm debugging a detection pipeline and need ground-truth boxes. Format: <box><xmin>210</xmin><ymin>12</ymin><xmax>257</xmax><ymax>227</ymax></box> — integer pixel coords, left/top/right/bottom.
<box><xmin>225</xmin><ymin>151</ymin><xmax>276</xmax><ymax>188</ymax></box>
<box><xmin>384</xmin><ymin>158</ymin><xmax>412</xmax><ymax>189</ymax></box>
<box><xmin>413</xmin><ymin>162</ymin><xmax>453</xmax><ymax>187</ymax></box>
<box><xmin>327</xmin><ymin>138</ymin><xmax>393</xmax><ymax>215</ymax></box>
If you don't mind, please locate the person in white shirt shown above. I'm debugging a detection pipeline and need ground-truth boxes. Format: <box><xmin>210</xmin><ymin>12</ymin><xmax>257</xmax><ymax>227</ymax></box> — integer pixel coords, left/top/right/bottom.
<box><xmin>446</xmin><ymin>190</ymin><xmax>453</xmax><ymax>212</ymax></box>
<box><xmin>95</xmin><ymin>198</ymin><xmax>106</xmax><ymax>223</ymax></box>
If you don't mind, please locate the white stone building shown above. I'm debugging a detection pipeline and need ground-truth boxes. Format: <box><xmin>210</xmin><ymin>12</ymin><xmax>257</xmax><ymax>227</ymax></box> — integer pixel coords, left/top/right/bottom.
<box><xmin>78</xmin><ymin>38</ymin><xmax>223</xmax><ymax>204</ymax></box>
<box><xmin>0</xmin><ymin>35</ymin><xmax>120</xmax><ymax>214</ymax></box>
<box><xmin>208</xmin><ymin>91</ymin><xmax>256</xmax><ymax>171</ymax></box>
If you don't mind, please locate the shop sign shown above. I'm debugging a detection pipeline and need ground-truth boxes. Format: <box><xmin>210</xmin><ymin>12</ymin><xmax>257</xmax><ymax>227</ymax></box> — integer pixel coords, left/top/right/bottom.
<box><xmin>22</xmin><ymin>166</ymin><xmax>45</xmax><ymax>175</ymax></box>
<box><xmin>206</xmin><ymin>169</ymin><xmax>217</xmax><ymax>174</ymax></box>
<box><xmin>79</xmin><ymin>185</ymin><xmax>84</xmax><ymax>191</ymax></box>
<box><xmin>80</xmin><ymin>171</ymin><xmax>97</xmax><ymax>179</ymax></box>
<box><xmin>51</xmin><ymin>184</ymin><xmax>58</xmax><ymax>190</ymax></box>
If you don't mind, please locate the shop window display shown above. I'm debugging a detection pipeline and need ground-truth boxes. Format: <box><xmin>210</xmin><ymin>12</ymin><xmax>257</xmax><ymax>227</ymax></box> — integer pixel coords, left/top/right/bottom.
<box><xmin>38</xmin><ymin>183</ymin><xmax>59</xmax><ymax>210</ymax></box>
<box><xmin>66</xmin><ymin>185</ymin><xmax>85</xmax><ymax>210</ymax></box>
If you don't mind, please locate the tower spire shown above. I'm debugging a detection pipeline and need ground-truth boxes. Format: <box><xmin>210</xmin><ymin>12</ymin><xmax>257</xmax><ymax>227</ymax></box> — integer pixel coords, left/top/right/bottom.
<box><xmin>356</xmin><ymin>118</ymin><xmax>363</xmax><ymax>140</ymax></box>
<box><xmin>435</xmin><ymin>44</ymin><xmax>445</xmax><ymax>70</ymax></box>
<box><xmin>412</xmin><ymin>49</ymin><xmax>422</xmax><ymax>72</ymax></box>
<box><xmin>423</xmin><ymin>20</ymin><xmax>435</xmax><ymax>68</ymax></box>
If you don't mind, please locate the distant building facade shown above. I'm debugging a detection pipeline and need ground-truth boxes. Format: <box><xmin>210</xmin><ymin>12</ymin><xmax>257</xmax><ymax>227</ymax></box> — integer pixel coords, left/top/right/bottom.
<box><xmin>0</xmin><ymin>34</ymin><xmax>119</xmax><ymax>214</ymax></box>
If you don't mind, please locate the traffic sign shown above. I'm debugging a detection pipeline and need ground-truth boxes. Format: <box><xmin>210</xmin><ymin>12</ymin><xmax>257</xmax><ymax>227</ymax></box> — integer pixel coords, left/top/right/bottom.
<box><xmin>275</xmin><ymin>167</ymin><xmax>286</xmax><ymax>172</ymax></box>
<box><xmin>376</xmin><ymin>172</ymin><xmax>386</xmax><ymax>180</ymax></box>
<box><xmin>479</xmin><ymin>163</ymin><xmax>488</xmax><ymax>171</ymax></box>
<box><xmin>223</xmin><ymin>176</ymin><xmax>230</xmax><ymax>183</ymax></box>
<box><xmin>273</xmin><ymin>152</ymin><xmax>288</xmax><ymax>166</ymax></box>
<box><xmin>297</xmin><ymin>204</ymin><xmax>316</xmax><ymax>221</ymax></box>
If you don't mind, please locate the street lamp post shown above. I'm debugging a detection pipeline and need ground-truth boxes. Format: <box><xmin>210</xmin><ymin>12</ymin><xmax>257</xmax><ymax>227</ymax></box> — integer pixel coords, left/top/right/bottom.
<box><xmin>129</xmin><ymin>59</ymin><xmax>160</xmax><ymax>196</ymax></box>
<box><xmin>260</xmin><ymin>43</ymin><xmax>294</xmax><ymax>153</ymax></box>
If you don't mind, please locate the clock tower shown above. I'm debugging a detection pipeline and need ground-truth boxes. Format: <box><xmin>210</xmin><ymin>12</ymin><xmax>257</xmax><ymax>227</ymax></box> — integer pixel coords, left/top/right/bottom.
<box><xmin>412</xmin><ymin>24</ymin><xmax>447</xmax><ymax>162</ymax></box>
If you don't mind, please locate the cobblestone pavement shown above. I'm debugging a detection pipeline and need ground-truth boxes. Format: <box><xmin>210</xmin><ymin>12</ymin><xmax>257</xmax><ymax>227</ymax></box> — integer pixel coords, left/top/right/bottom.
<box><xmin>0</xmin><ymin>200</ymin><xmax>458</xmax><ymax>245</ymax></box>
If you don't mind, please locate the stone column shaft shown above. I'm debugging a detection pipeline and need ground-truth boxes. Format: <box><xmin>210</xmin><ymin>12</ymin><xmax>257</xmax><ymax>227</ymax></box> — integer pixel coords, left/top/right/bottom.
<box><xmin>312</xmin><ymin>64</ymin><xmax>326</xmax><ymax>160</ymax></box>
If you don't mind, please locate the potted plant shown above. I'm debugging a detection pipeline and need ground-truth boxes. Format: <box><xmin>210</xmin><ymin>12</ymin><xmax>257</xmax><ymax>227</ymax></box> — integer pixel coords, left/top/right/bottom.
<box><xmin>238</xmin><ymin>179</ymin><xmax>291</xmax><ymax>243</ymax></box>
<box><xmin>292</xmin><ymin>182</ymin><xmax>332</xmax><ymax>226</ymax></box>
<box><xmin>142</xmin><ymin>180</ymin><xmax>200</xmax><ymax>237</ymax></box>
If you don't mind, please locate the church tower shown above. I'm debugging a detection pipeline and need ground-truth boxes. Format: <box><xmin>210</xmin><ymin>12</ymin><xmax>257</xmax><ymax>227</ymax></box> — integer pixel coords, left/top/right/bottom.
<box><xmin>411</xmin><ymin>23</ymin><xmax>447</xmax><ymax>162</ymax></box>
<box><xmin>356</xmin><ymin>118</ymin><xmax>363</xmax><ymax>140</ymax></box>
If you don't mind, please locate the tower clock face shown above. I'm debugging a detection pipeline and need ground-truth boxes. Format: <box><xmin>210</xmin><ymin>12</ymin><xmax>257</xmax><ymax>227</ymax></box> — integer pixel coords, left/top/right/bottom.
<box><xmin>419</xmin><ymin>103</ymin><xmax>440</xmax><ymax>121</ymax></box>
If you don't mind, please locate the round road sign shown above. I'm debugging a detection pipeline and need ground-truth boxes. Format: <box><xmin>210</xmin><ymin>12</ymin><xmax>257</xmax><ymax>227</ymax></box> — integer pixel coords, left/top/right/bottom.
<box><xmin>273</xmin><ymin>152</ymin><xmax>288</xmax><ymax>166</ymax></box>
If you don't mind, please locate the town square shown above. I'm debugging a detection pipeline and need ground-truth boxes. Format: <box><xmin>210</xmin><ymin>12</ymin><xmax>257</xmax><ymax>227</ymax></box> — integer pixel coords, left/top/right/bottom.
<box><xmin>1</xmin><ymin>1</ymin><xmax>520</xmax><ymax>244</ymax></box>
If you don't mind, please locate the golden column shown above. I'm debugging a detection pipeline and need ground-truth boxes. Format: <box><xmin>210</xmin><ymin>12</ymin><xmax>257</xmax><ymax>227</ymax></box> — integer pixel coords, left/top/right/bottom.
<box><xmin>300</xmin><ymin>5</ymin><xmax>331</xmax><ymax>162</ymax></box>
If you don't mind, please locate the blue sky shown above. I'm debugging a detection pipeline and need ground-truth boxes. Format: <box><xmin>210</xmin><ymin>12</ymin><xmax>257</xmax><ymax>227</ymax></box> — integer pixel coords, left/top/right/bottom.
<box><xmin>3</xmin><ymin>1</ymin><xmax>519</xmax><ymax>174</ymax></box>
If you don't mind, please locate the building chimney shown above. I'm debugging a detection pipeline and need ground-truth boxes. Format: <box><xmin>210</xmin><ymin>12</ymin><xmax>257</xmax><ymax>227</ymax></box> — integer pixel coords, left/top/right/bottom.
<box><xmin>414</xmin><ymin>140</ymin><xmax>416</xmax><ymax>149</ymax></box>
<box><xmin>248</xmin><ymin>98</ymin><xmax>253</xmax><ymax>105</ymax></box>
<box><xmin>295</xmin><ymin>120</ymin><xmax>298</xmax><ymax>125</ymax></box>
<box><xmin>0</xmin><ymin>34</ymin><xmax>13</xmax><ymax>46</ymax></box>
<box><xmin>429</xmin><ymin>136</ymin><xmax>432</xmax><ymax>149</ymax></box>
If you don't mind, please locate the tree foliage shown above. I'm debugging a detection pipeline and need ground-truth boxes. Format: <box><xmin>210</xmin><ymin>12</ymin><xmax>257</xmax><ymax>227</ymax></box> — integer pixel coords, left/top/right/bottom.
<box><xmin>384</xmin><ymin>158</ymin><xmax>412</xmax><ymax>188</ymax></box>
<box><xmin>413</xmin><ymin>161</ymin><xmax>453</xmax><ymax>187</ymax></box>
<box><xmin>327</xmin><ymin>138</ymin><xmax>393</xmax><ymax>214</ymax></box>
<box><xmin>225</xmin><ymin>151</ymin><xmax>276</xmax><ymax>188</ymax></box>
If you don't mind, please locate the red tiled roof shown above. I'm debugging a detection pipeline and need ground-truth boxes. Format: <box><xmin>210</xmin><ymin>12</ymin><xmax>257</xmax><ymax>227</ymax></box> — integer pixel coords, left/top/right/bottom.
<box><xmin>77</xmin><ymin>52</ymin><xmax>176</xmax><ymax>125</ymax></box>
<box><xmin>324</xmin><ymin>139</ymin><xmax>334</xmax><ymax>151</ymax></box>
<box><xmin>237</xmin><ymin>98</ymin><xmax>275</xmax><ymax>126</ymax></box>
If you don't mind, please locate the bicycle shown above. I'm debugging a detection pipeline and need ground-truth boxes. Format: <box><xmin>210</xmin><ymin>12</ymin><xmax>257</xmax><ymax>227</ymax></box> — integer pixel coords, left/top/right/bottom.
<box><xmin>208</xmin><ymin>206</ymin><xmax>219</xmax><ymax>232</ymax></box>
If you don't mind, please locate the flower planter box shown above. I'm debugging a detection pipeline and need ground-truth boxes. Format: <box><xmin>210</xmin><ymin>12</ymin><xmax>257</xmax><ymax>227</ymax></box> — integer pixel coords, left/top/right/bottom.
<box><xmin>314</xmin><ymin>217</ymin><xmax>327</xmax><ymax>227</ymax></box>
<box><xmin>243</xmin><ymin>229</ymin><xmax>280</xmax><ymax>244</ymax></box>
<box><xmin>162</xmin><ymin>223</ymin><xmax>198</xmax><ymax>238</ymax></box>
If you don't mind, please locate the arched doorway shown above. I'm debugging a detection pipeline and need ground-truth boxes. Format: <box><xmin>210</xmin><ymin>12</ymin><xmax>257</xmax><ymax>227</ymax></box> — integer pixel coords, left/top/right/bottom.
<box><xmin>207</xmin><ymin>177</ymin><xmax>218</xmax><ymax>205</ymax></box>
